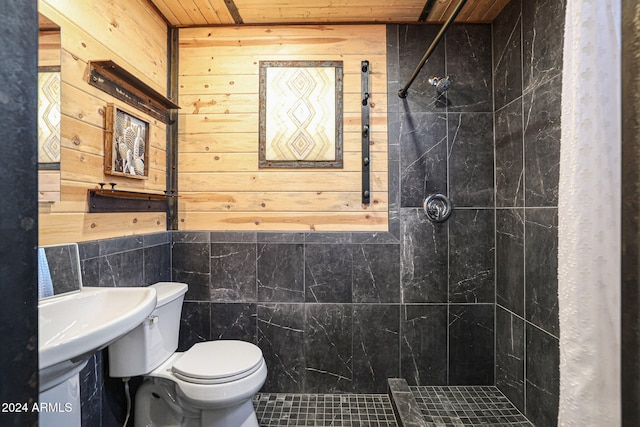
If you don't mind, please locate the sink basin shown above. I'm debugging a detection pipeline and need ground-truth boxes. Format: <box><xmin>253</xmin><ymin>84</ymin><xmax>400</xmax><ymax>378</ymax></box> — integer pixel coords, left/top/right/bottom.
<box><xmin>39</xmin><ymin>286</ymin><xmax>156</xmax><ymax>391</ymax></box>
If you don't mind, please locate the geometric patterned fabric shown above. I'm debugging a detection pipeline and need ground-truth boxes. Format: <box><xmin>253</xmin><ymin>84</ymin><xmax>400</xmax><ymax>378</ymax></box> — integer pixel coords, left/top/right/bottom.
<box><xmin>38</xmin><ymin>71</ymin><xmax>61</xmax><ymax>163</ymax></box>
<box><xmin>265</xmin><ymin>67</ymin><xmax>336</xmax><ymax>161</ymax></box>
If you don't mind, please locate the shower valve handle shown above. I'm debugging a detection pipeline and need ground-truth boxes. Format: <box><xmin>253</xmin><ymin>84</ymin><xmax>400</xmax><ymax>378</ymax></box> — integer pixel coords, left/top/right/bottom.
<box><xmin>423</xmin><ymin>194</ymin><xmax>453</xmax><ymax>223</ymax></box>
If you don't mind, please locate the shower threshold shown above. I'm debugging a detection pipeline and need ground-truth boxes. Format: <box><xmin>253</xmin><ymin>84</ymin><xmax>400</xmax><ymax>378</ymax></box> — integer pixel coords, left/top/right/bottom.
<box><xmin>388</xmin><ymin>379</ymin><xmax>534</xmax><ymax>427</ymax></box>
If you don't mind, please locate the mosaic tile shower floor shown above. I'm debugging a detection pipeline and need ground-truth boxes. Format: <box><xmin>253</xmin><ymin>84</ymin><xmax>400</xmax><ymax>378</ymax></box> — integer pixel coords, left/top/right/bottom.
<box><xmin>253</xmin><ymin>386</ymin><xmax>534</xmax><ymax>427</ymax></box>
<box><xmin>253</xmin><ymin>394</ymin><xmax>399</xmax><ymax>427</ymax></box>
<box><xmin>409</xmin><ymin>386</ymin><xmax>533</xmax><ymax>427</ymax></box>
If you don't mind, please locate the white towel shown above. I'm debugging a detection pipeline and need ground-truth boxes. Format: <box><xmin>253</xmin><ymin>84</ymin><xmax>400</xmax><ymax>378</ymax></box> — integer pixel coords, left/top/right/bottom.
<box><xmin>38</xmin><ymin>248</ymin><xmax>54</xmax><ymax>299</ymax></box>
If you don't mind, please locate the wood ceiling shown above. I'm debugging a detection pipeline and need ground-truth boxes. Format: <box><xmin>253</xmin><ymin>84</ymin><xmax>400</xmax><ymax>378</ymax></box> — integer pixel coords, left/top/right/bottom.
<box><xmin>150</xmin><ymin>0</ymin><xmax>512</xmax><ymax>27</ymax></box>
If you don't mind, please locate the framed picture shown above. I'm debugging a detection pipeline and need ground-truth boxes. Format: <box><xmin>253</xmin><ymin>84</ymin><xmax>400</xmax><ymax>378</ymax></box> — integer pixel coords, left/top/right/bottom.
<box><xmin>104</xmin><ymin>103</ymin><xmax>150</xmax><ymax>179</ymax></box>
<box><xmin>259</xmin><ymin>60</ymin><xmax>343</xmax><ymax>168</ymax></box>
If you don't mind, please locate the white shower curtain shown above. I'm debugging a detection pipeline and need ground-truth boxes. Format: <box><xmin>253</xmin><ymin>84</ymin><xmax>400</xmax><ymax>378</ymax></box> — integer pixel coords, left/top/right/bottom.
<box><xmin>559</xmin><ymin>0</ymin><xmax>621</xmax><ymax>425</ymax></box>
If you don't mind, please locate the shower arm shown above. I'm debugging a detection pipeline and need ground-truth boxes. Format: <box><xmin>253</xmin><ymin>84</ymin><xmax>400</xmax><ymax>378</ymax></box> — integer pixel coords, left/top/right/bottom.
<box><xmin>398</xmin><ymin>0</ymin><xmax>468</xmax><ymax>98</ymax></box>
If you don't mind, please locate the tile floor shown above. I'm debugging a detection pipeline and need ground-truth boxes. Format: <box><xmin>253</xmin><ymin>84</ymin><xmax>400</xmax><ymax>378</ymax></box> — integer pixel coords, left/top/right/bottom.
<box><xmin>253</xmin><ymin>393</ymin><xmax>399</xmax><ymax>427</ymax></box>
<box><xmin>410</xmin><ymin>386</ymin><xmax>534</xmax><ymax>427</ymax></box>
<box><xmin>253</xmin><ymin>385</ymin><xmax>534</xmax><ymax>427</ymax></box>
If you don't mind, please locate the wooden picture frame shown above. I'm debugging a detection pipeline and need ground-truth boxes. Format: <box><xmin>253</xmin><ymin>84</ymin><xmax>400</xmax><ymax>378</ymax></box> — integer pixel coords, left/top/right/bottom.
<box><xmin>104</xmin><ymin>103</ymin><xmax>150</xmax><ymax>179</ymax></box>
<box><xmin>259</xmin><ymin>60</ymin><xmax>343</xmax><ymax>168</ymax></box>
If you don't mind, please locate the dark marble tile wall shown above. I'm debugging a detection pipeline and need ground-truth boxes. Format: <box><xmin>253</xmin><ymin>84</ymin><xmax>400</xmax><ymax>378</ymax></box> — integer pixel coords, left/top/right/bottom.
<box><xmin>173</xmin><ymin>231</ymin><xmax>404</xmax><ymax>394</ymax></box>
<box><xmin>0</xmin><ymin>1</ymin><xmax>39</xmax><ymax>426</ymax></box>
<box><xmin>173</xmin><ymin>226</ymin><xmax>494</xmax><ymax>394</ymax></box>
<box><xmin>78</xmin><ymin>233</ymin><xmax>172</xmax><ymax>289</ymax></box>
<box><xmin>493</xmin><ymin>1</ymin><xmax>564</xmax><ymax>425</ymax></box>
<box><xmin>622</xmin><ymin>1</ymin><xmax>640</xmax><ymax>423</ymax></box>
<box><xmin>71</xmin><ymin>233</ymin><xmax>171</xmax><ymax>427</ymax></box>
<box><xmin>390</xmin><ymin>22</ymin><xmax>496</xmax><ymax>388</ymax></box>
<box><xmin>171</xmin><ymin>23</ymin><xmax>497</xmax><ymax>396</ymax></box>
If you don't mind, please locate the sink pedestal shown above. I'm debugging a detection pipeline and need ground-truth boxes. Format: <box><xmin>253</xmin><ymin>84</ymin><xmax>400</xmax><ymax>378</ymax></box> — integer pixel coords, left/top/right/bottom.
<box><xmin>39</xmin><ymin>365</ymin><xmax>84</xmax><ymax>427</ymax></box>
<box><xmin>38</xmin><ymin>285</ymin><xmax>157</xmax><ymax>426</ymax></box>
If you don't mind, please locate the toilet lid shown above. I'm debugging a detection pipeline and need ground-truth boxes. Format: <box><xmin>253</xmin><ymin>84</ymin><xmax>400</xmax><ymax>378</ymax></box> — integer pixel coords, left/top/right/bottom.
<box><xmin>172</xmin><ymin>341</ymin><xmax>264</xmax><ymax>385</ymax></box>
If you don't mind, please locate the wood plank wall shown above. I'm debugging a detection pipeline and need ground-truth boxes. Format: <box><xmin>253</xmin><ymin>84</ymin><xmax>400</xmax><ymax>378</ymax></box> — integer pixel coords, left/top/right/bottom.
<box><xmin>178</xmin><ymin>25</ymin><xmax>388</xmax><ymax>231</ymax></box>
<box><xmin>38</xmin><ymin>29</ymin><xmax>60</xmax><ymax>67</ymax></box>
<box><xmin>38</xmin><ymin>0</ymin><xmax>168</xmax><ymax>245</ymax></box>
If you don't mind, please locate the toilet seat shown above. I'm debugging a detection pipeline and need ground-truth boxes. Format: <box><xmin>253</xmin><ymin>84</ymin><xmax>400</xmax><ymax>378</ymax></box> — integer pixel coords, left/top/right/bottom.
<box><xmin>145</xmin><ymin>343</ymin><xmax>268</xmax><ymax>408</ymax></box>
<box><xmin>172</xmin><ymin>341</ymin><xmax>264</xmax><ymax>385</ymax></box>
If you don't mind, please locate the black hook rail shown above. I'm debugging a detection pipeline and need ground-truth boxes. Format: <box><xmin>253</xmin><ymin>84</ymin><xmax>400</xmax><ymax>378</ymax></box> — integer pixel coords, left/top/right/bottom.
<box><xmin>398</xmin><ymin>0</ymin><xmax>468</xmax><ymax>98</ymax></box>
<box><xmin>361</xmin><ymin>60</ymin><xmax>371</xmax><ymax>205</ymax></box>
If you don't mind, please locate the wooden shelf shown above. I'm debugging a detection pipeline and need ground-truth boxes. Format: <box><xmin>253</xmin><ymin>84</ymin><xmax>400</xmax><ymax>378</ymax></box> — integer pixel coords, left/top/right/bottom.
<box><xmin>88</xmin><ymin>188</ymin><xmax>168</xmax><ymax>213</ymax></box>
<box><xmin>87</xmin><ymin>60</ymin><xmax>179</xmax><ymax>123</ymax></box>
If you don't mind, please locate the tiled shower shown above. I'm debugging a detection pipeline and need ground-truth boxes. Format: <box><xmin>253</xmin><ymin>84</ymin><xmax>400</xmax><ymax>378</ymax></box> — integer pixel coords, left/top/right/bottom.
<box><xmin>75</xmin><ymin>1</ymin><xmax>563</xmax><ymax>426</ymax></box>
<box><xmin>493</xmin><ymin>0</ymin><xmax>564</xmax><ymax>425</ymax></box>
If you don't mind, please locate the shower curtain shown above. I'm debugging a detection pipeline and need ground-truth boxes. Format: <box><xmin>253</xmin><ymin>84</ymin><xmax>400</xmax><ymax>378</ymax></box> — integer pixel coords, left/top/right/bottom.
<box><xmin>559</xmin><ymin>0</ymin><xmax>621</xmax><ymax>425</ymax></box>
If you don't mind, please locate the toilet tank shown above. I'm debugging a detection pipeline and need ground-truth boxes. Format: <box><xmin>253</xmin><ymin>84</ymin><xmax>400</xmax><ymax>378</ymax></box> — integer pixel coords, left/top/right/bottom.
<box><xmin>108</xmin><ymin>282</ymin><xmax>188</xmax><ymax>378</ymax></box>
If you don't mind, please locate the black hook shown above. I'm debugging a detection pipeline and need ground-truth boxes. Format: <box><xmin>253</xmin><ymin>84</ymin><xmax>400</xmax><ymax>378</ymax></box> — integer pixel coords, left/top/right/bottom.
<box><xmin>362</xmin><ymin>92</ymin><xmax>370</xmax><ymax>106</ymax></box>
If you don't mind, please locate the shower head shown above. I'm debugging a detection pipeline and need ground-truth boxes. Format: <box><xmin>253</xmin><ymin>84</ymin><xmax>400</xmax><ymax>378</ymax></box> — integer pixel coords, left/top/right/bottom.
<box><xmin>428</xmin><ymin>76</ymin><xmax>451</xmax><ymax>94</ymax></box>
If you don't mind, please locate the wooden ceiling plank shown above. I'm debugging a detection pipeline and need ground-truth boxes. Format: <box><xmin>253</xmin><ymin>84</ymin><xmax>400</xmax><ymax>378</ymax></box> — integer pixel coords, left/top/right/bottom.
<box><xmin>192</xmin><ymin>0</ymin><xmax>222</xmax><ymax>24</ymax></box>
<box><xmin>440</xmin><ymin>0</ymin><xmax>463</xmax><ymax>22</ymax></box>
<box><xmin>152</xmin><ymin>0</ymin><xmax>193</xmax><ymax>26</ymax></box>
<box><xmin>428</xmin><ymin>0</ymin><xmax>453</xmax><ymax>21</ymax></box>
<box><xmin>239</xmin><ymin>6</ymin><xmax>424</xmax><ymax>23</ymax></box>
<box><xmin>178</xmin><ymin>0</ymin><xmax>209</xmax><ymax>24</ymax></box>
<box><xmin>206</xmin><ymin>0</ymin><xmax>235</xmax><ymax>24</ymax></box>
<box><xmin>456</xmin><ymin>0</ymin><xmax>483</xmax><ymax>21</ymax></box>
<box><xmin>223</xmin><ymin>0</ymin><xmax>244</xmax><ymax>24</ymax></box>
<box><xmin>434</xmin><ymin>0</ymin><xmax>492</xmax><ymax>23</ymax></box>
<box><xmin>419</xmin><ymin>0</ymin><xmax>437</xmax><ymax>22</ymax></box>
<box><xmin>154</xmin><ymin>0</ymin><xmax>512</xmax><ymax>26</ymax></box>
<box><xmin>235</xmin><ymin>0</ymin><xmax>423</xmax><ymax>6</ymax></box>
<box><xmin>464</xmin><ymin>0</ymin><xmax>495</xmax><ymax>22</ymax></box>
<box><xmin>148</xmin><ymin>0</ymin><xmax>180</xmax><ymax>25</ymax></box>
<box><xmin>477</xmin><ymin>0</ymin><xmax>511</xmax><ymax>21</ymax></box>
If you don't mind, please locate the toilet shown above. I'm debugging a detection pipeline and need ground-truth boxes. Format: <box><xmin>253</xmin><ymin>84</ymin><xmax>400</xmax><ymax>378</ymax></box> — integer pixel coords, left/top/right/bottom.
<box><xmin>108</xmin><ymin>282</ymin><xmax>267</xmax><ymax>427</ymax></box>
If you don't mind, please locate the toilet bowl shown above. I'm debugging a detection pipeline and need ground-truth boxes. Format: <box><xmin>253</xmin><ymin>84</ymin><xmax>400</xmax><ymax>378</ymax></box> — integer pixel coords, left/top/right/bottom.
<box><xmin>135</xmin><ymin>341</ymin><xmax>267</xmax><ymax>427</ymax></box>
<box><xmin>107</xmin><ymin>282</ymin><xmax>267</xmax><ymax>427</ymax></box>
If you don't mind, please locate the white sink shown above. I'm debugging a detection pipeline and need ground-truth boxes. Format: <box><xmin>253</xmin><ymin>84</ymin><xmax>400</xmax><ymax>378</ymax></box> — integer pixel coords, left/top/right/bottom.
<box><xmin>39</xmin><ymin>286</ymin><xmax>156</xmax><ymax>391</ymax></box>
